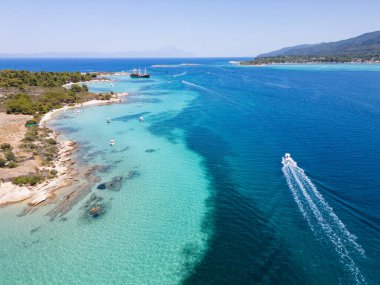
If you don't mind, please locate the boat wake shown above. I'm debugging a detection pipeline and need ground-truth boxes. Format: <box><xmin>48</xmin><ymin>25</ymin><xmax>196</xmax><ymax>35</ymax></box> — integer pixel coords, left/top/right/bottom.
<box><xmin>181</xmin><ymin>80</ymin><xmax>251</xmax><ymax>111</ymax></box>
<box><xmin>173</xmin><ymin>72</ymin><xmax>187</xmax><ymax>77</ymax></box>
<box><xmin>282</xmin><ymin>154</ymin><xmax>366</xmax><ymax>284</ymax></box>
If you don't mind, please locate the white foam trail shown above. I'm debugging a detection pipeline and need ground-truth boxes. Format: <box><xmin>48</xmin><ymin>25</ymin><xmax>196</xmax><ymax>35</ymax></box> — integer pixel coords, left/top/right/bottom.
<box><xmin>282</xmin><ymin>156</ymin><xmax>366</xmax><ymax>284</ymax></box>
<box><xmin>181</xmin><ymin>80</ymin><xmax>251</xmax><ymax>111</ymax></box>
<box><xmin>173</xmin><ymin>72</ymin><xmax>187</xmax><ymax>77</ymax></box>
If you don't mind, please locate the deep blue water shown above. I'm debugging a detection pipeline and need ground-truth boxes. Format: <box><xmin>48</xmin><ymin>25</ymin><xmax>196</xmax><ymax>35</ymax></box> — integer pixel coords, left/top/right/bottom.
<box><xmin>1</xmin><ymin>59</ymin><xmax>379</xmax><ymax>284</ymax></box>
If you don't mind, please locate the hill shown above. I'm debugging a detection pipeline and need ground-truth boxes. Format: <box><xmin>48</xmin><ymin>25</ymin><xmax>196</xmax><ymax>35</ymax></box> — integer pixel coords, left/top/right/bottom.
<box><xmin>258</xmin><ymin>31</ymin><xmax>380</xmax><ymax>57</ymax></box>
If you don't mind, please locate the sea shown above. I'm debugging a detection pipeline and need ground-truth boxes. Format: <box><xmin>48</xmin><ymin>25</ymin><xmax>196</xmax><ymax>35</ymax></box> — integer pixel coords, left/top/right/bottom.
<box><xmin>0</xmin><ymin>58</ymin><xmax>379</xmax><ymax>285</ymax></box>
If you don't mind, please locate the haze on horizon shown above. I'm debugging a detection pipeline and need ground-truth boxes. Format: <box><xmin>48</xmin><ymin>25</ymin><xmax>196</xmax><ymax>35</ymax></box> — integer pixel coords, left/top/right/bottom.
<box><xmin>1</xmin><ymin>0</ymin><xmax>380</xmax><ymax>57</ymax></box>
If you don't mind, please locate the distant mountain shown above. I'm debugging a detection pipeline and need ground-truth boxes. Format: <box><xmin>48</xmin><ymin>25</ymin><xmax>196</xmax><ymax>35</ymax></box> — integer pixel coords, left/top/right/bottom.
<box><xmin>0</xmin><ymin>46</ymin><xmax>194</xmax><ymax>58</ymax></box>
<box><xmin>258</xmin><ymin>31</ymin><xmax>380</xmax><ymax>57</ymax></box>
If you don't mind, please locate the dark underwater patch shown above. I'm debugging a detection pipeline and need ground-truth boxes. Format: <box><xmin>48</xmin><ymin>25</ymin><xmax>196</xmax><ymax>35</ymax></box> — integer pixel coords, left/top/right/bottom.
<box><xmin>126</xmin><ymin>170</ymin><xmax>140</xmax><ymax>180</ymax></box>
<box><xmin>113</xmin><ymin>112</ymin><xmax>150</xmax><ymax>123</ymax></box>
<box><xmin>84</xmin><ymin>150</ymin><xmax>107</xmax><ymax>160</ymax></box>
<box><xmin>97</xmin><ymin>176</ymin><xmax>124</xmax><ymax>191</ymax></box>
<box><xmin>80</xmin><ymin>193</ymin><xmax>108</xmax><ymax>221</ymax></box>
<box><xmin>54</xmin><ymin>126</ymin><xmax>81</xmax><ymax>134</ymax></box>
<box><xmin>127</xmin><ymin>98</ymin><xmax>162</xmax><ymax>104</ymax></box>
<box><xmin>129</xmin><ymin>79</ymin><xmax>155</xmax><ymax>84</ymax></box>
<box><xmin>30</xmin><ymin>226</ymin><xmax>41</xmax><ymax>235</ymax></box>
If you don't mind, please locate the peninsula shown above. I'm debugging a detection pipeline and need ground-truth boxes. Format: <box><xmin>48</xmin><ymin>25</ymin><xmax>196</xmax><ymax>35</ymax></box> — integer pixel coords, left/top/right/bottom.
<box><xmin>0</xmin><ymin>70</ymin><xmax>124</xmax><ymax>206</ymax></box>
<box><xmin>241</xmin><ymin>31</ymin><xmax>380</xmax><ymax>65</ymax></box>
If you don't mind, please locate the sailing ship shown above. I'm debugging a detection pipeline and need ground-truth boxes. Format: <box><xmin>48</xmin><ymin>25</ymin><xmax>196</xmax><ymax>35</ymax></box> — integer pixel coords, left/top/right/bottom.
<box><xmin>130</xmin><ymin>68</ymin><xmax>150</xmax><ymax>78</ymax></box>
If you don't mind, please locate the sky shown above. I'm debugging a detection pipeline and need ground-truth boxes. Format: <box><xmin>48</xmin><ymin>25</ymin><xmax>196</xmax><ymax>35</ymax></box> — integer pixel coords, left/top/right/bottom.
<box><xmin>1</xmin><ymin>0</ymin><xmax>380</xmax><ymax>57</ymax></box>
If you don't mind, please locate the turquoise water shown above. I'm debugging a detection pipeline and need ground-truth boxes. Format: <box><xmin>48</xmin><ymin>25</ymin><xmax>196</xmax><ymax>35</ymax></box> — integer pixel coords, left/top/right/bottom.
<box><xmin>0</xmin><ymin>75</ymin><xmax>210</xmax><ymax>284</ymax></box>
<box><xmin>1</xmin><ymin>59</ymin><xmax>380</xmax><ymax>284</ymax></box>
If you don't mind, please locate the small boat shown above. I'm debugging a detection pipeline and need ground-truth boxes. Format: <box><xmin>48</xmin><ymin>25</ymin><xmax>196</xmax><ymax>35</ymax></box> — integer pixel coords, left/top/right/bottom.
<box><xmin>107</xmin><ymin>118</ymin><xmax>111</xmax><ymax>123</ymax></box>
<box><xmin>109</xmin><ymin>139</ymin><xmax>115</xmax><ymax>146</ymax></box>
<box><xmin>281</xmin><ymin>153</ymin><xmax>297</xmax><ymax>166</ymax></box>
<box><xmin>74</xmin><ymin>109</ymin><xmax>80</xmax><ymax>115</ymax></box>
<box><xmin>139</xmin><ymin>116</ymin><xmax>144</xmax><ymax>122</ymax></box>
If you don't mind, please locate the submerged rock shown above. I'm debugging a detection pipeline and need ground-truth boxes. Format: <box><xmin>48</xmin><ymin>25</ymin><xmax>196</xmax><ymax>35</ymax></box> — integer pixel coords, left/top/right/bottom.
<box><xmin>30</xmin><ymin>226</ymin><xmax>41</xmax><ymax>235</ymax></box>
<box><xmin>126</xmin><ymin>170</ymin><xmax>140</xmax><ymax>180</ymax></box>
<box><xmin>145</xmin><ymin>149</ymin><xmax>155</xmax><ymax>153</ymax></box>
<box><xmin>80</xmin><ymin>193</ymin><xmax>107</xmax><ymax>221</ymax></box>
<box><xmin>110</xmin><ymin>176</ymin><xmax>123</xmax><ymax>191</ymax></box>
<box><xmin>97</xmin><ymin>182</ymin><xmax>112</xmax><ymax>190</ymax></box>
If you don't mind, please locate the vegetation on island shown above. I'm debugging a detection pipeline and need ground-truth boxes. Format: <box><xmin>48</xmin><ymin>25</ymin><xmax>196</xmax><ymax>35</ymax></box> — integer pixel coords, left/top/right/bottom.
<box><xmin>1</xmin><ymin>125</ymin><xmax>63</xmax><ymax>186</ymax></box>
<box><xmin>12</xmin><ymin>174</ymin><xmax>45</xmax><ymax>186</ymax></box>
<box><xmin>0</xmin><ymin>70</ymin><xmax>96</xmax><ymax>88</ymax></box>
<box><xmin>5</xmin><ymin>83</ymin><xmax>90</xmax><ymax>115</ymax></box>
<box><xmin>0</xmin><ymin>70</ymin><xmax>113</xmax><ymax>114</ymax></box>
<box><xmin>240</xmin><ymin>55</ymin><xmax>380</xmax><ymax>65</ymax></box>
<box><xmin>21</xmin><ymin>126</ymin><xmax>60</xmax><ymax>165</ymax></box>
<box><xmin>0</xmin><ymin>143</ymin><xmax>17</xmax><ymax>168</ymax></box>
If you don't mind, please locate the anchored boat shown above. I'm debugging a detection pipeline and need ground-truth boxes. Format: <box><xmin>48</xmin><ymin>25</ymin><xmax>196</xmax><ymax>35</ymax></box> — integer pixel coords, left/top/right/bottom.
<box><xmin>130</xmin><ymin>68</ymin><xmax>150</xmax><ymax>78</ymax></box>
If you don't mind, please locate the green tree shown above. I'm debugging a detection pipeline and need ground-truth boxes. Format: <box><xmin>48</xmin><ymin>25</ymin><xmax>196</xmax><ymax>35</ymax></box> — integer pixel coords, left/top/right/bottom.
<box><xmin>6</xmin><ymin>94</ymin><xmax>35</xmax><ymax>115</ymax></box>
<box><xmin>70</xmin><ymin>84</ymin><xmax>82</xmax><ymax>93</ymax></box>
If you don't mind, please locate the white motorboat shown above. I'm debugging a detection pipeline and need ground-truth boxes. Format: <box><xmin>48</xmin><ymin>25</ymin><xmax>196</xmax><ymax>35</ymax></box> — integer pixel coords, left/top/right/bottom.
<box><xmin>109</xmin><ymin>139</ymin><xmax>115</xmax><ymax>146</ymax></box>
<box><xmin>107</xmin><ymin>118</ymin><xmax>111</xmax><ymax>123</ymax></box>
<box><xmin>139</xmin><ymin>116</ymin><xmax>144</xmax><ymax>122</ymax></box>
<box><xmin>282</xmin><ymin>153</ymin><xmax>297</xmax><ymax>166</ymax></box>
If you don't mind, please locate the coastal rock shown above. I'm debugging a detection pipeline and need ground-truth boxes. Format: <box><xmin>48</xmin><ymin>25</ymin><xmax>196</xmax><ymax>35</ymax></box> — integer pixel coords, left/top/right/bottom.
<box><xmin>29</xmin><ymin>192</ymin><xmax>54</xmax><ymax>206</ymax></box>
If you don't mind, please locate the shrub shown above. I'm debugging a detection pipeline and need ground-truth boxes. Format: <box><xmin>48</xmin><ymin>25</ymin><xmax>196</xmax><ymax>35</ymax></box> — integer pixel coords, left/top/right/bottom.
<box><xmin>46</xmin><ymin>138</ymin><xmax>57</xmax><ymax>145</ymax></box>
<box><xmin>0</xmin><ymin>143</ymin><xmax>11</xmax><ymax>151</ymax></box>
<box><xmin>81</xmin><ymin>84</ymin><xmax>89</xmax><ymax>92</ymax></box>
<box><xmin>21</xmin><ymin>142</ymin><xmax>37</xmax><ymax>150</ymax></box>
<box><xmin>50</xmin><ymin>169</ymin><xmax>58</xmax><ymax>176</ymax></box>
<box><xmin>4</xmin><ymin>150</ymin><xmax>16</xmax><ymax>161</ymax></box>
<box><xmin>12</xmin><ymin>175</ymin><xmax>44</xmax><ymax>186</ymax></box>
<box><xmin>23</xmin><ymin>126</ymin><xmax>38</xmax><ymax>142</ymax></box>
<box><xmin>7</xmin><ymin>161</ymin><xmax>17</xmax><ymax>168</ymax></box>
<box><xmin>0</xmin><ymin>158</ymin><xmax>6</xmax><ymax>167</ymax></box>
<box><xmin>95</xmin><ymin>93</ymin><xmax>111</xmax><ymax>100</ymax></box>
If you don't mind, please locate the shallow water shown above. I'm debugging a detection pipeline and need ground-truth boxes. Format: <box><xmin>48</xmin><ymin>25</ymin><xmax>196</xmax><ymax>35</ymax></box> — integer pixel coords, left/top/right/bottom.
<box><xmin>1</xmin><ymin>59</ymin><xmax>379</xmax><ymax>284</ymax></box>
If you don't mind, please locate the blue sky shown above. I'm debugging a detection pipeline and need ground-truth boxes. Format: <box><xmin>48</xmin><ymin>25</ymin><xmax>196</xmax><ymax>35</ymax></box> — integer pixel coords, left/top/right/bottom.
<box><xmin>1</xmin><ymin>0</ymin><xmax>379</xmax><ymax>57</ymax></box>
